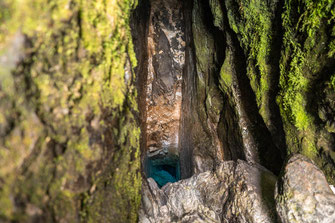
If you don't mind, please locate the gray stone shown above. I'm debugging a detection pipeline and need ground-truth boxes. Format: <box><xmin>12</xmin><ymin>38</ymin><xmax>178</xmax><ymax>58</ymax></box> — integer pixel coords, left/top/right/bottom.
<box><xmin>275</xmin><ymin>154</ymin><xmax>335</xmax><ymax>223</ymax></box>
<box><xmin>139</xmin><ymin>160</ymin><xmax>279</xmax><ymax>223</ymax></box>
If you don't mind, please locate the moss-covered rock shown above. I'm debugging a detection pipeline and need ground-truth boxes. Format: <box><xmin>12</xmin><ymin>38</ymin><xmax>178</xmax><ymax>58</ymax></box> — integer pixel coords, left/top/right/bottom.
<box><xmin>1</xmin><ymin>0</ymin><xmax>335</xmax><ymax>221</ymax></box>
<box><xmin>205</xmin><ymin>0</ymin><xmax>335</xmax><ymax>182</ymax></box>
<box><xmin>186</xmin><ymin>0</ymin><xmax>335</xmax><ymax>182</ymax></box>
<box><xmin>277</xmin><ymin>0</ymin><xmax>335</xmax><ymax>183</ymax></box>
<box><xmin>0</xmin><ymin>0</ymin><xmax>141</xmax><ymax>222</ymax></box>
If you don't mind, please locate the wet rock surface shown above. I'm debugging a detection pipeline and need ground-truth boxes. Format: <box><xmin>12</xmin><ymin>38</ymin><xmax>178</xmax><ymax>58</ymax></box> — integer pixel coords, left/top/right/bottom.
<box><xmin>140</xmin><ymin>154</ymin><xmax>335</xmax><ymax>223</ymax></box>
<box><xmin>145</xmin><ymin>0</ymin><xmax>185</xmax><ymax>156</ymax></box>
<box><xmin>139</xmin><ymin>160</ymin><xmax>279</xmax><ymax>223</ymax></box>
<box><xmin>275</xmin><ymin>154</ymin><xmax>335</xmax><ymax>223</ymax></box>
<box><xmin>2</xmin><ymin>0</ymin><xmax>335</xmax><ymax>221</ymax></box>
<box><xmin>138</xmin><ymin>1</ymin><xmax>335</xmax><ymax>222</ymax></box>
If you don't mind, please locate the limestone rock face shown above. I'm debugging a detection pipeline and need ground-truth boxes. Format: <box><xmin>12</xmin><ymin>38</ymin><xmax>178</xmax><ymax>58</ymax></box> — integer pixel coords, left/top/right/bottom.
<box><xmin>275</xmin><ymin>154</ymin><xmax>335</xmax><ymax>223</ymax></box>
<box><xmin>139</xmin><ymin>160</ymin><xmax>279</xmax><ymax>223</ymax></box>
<box><xmin>146</xmin><ymin>0</ymin><xmax>185</xmax><ymax>156</ymax></box>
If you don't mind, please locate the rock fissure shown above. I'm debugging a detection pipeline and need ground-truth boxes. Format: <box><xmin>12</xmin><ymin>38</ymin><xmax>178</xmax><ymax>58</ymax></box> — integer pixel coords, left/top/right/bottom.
<box><xmin>1</xmin><ymin>0</ymin><xmax>335</xmax><ymax>222</ymax></box>
<box><xmin>142</xmin><ymin>0</ymin><xmax>185</xmax><ymax>187</ymax></box>
<box><xmin>130</xmin><ymin>0</ymin><xmax>335</xmax><ymax>222</ymax></box>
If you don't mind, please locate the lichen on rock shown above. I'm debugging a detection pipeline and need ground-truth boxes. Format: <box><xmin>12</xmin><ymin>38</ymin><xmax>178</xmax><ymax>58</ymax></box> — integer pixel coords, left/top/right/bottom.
<box><xmin>1</xmin><ymin>0</ymin><xmax>335</xmax><ymax>222</ymax></box>
<box><xmin>0</xmin><ymin>0</ymin><xmax>141</xmax><ymax>222</ymax></box>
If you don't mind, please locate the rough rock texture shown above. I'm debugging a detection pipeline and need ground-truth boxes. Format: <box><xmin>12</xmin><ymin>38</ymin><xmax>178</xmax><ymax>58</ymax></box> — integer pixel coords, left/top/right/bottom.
<box><xmin>275</xmin><ymin>154</ymin><xmax>335</xmax><ymax>223</ymax></box>
<box><xmin>179</xmin><ymin>0</ymin><xmax>286</xmax><ymax>179</ymax></box>
<box><xmin>0</xmin><ymin>0</ymin><xmax>141</xmax><ymax>222</ymax></box>
<box><xmin>1</xmin><ymin>0</ymin><xmax>335</xmax><ymax>221</ymax></box>
<box><xmin>139</xmin><ymin>160</ymin><xmax>279</xmax><ymax>223</ymax></box>
<box><xmin>178</xmin><ymin>0</ymin><xmax>335</xmax><ymax>182</ymax></box>
<box><xmin>277</xmin><ymin>0</ymin><xmax>335</xmax><ymax>184</ymax></box>
<box><xmin>145</xmin><ymin>0</ymin><xmax>185</xmax><ymax>156</ymax></box>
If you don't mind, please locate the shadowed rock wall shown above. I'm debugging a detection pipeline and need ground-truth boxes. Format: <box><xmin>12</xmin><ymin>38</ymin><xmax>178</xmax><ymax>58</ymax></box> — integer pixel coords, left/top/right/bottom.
<box><xmin>145</xmin><ymin>0</ymin><xmax>185</xmax><ymax>157</ymax></box>
<box><xmin>1</xmin><ymin>0</ymin><xmax>335</xmax><ymax>222</ymax></box>
<box><xmin>179</xmin><ymin>0</ymin><xmax>335</xmax><ymax>181</ymax></box>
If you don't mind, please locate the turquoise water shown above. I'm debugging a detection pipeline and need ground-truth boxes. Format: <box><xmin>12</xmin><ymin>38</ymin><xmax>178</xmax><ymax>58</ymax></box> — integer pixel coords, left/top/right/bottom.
<box><xmin>147</xmin><ymin>155</ymin><xmax>180</xmax><ymax>188</ymax></box>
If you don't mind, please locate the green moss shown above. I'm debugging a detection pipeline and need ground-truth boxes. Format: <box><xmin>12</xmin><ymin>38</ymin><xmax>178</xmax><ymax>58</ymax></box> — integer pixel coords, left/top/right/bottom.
<box><xmin>219</xmin><ymin>47</ymin><xmax>233</xmax><ymax>92</ymax></box>
<box><xmin>329</xmin><ymin>26</ymin><xmax>335</xmax><ymax>57</ymax></box>
<box><xmin>209</xmin><ymin>0</ymin><xmax>224</xmax><ymax>30</ymax></box>
<box><xmin>279</xmin><ymin>0</ymin><xmax>332</xmax><ymax>129</ymax></box>
<box><xmin>331</xmin><ymin>75</ymin><xmax>335</xmax><ymax>91</ymax></box>
<box><xmin>279</xmin><ymin>0</ymin><xmax>335</xmax><ymax>131</ymax></box>
<box><xmin>301</xmin><ymin>135</ymin><xmax>318</xmax><ymax>159</ymax></box>
<box><xmin>0</xmin><ymin>0</ymin><xmax>141</xmax><ymax>221</ymax></box>
<box><xmin>225</xmin><ymin>0</ymin><xmax>274</xmax><ymax>127</ymax></box>
<box><xmin>276</xmin><ymin>0</ymin><xmax>335</xmax><ymax>183</ymax></box>
<box><xmin>85</xmin><ymin>109</ymin><xmax>141</xmax><ymax>222</ymax></box>
<box><xmin>278</xmin><ymin>16</ymin><xmax>312</xmax><ymax>131</ymax></box>
<box><xmin>0</xmin><ymin>0</ymin><xmax>16</xmax><ymax>45</ymax></box>
<box><xmin>0</xmin><ymin>177</ymin><xmax>14</xmax><ymax>219</ymax></box>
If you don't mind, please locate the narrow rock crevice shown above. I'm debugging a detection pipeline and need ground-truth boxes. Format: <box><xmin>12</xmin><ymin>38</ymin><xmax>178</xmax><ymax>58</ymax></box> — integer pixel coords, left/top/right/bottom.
<box><xmin>2</xmin><ymin>0</ymin><xmax>335</xmax><ymax>222</ymax></box>
<box><xmin>130</xmin><ymin>0</ymin><xmax>150</xmax><ymax>174</ymax></box>
<box><xmin>131</xmin><ymin>0</ymin><xmax>285</xmax><ymax>187</ymax></box>
<box><xmin>179</xmin><ymin>0</ymin><xmax>196</xmax><ymax>179</ymax></box>
<box><xmin>132</xmin><ymin>0</ymin><xmax>186</xmax><ymax>186</ymax></box>
<box><xmin>219</xmin><ymin>0</ymin><xmax>284</xmax><ymax>174</ymax></box>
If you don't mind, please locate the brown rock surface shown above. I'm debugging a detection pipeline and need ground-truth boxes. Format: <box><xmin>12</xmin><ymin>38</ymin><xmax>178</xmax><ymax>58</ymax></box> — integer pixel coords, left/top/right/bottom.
<box><xmin>145</xmin><ymin>0</ymin><xmax>185</xmax><ymax>157</ymax></box>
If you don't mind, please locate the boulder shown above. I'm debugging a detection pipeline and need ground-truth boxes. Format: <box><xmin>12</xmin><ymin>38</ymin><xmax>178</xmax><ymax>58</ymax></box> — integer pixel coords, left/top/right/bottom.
<box><xmin>275</xmin><ymin>154</ymin><xmax>335</xmax><ymax>223</ymax></box>
<box><xmin>139</xmin><ymin>160</ymin><xmax>279</xmax><ymax>223</ymax></box>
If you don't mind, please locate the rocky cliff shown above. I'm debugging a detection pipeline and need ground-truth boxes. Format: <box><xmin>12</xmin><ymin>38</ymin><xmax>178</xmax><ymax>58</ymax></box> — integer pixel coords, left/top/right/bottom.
<box><xmin>0</xmin><ymin>0</ymin><xmax>335</xmax><ymax>222</ymax></box>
